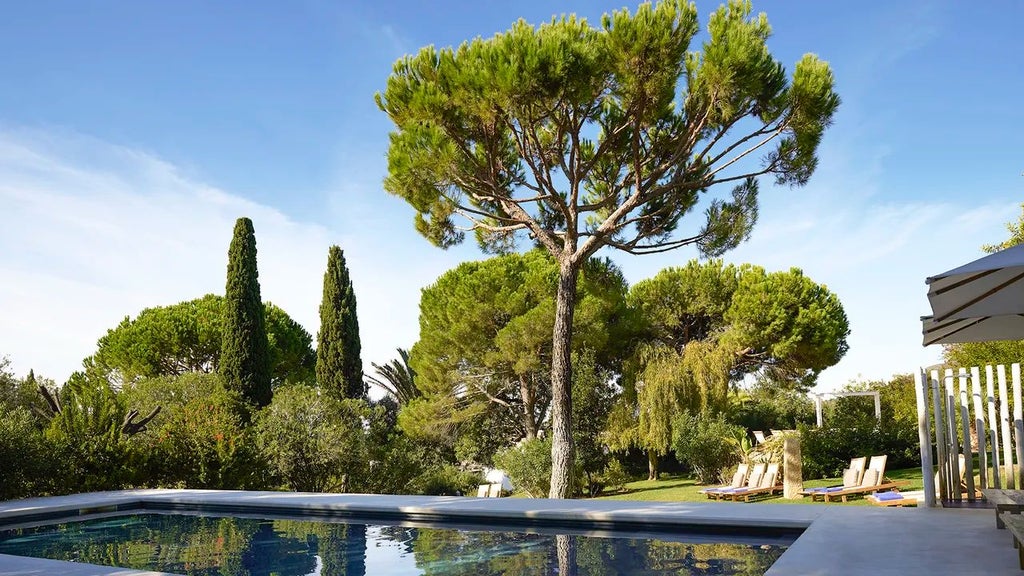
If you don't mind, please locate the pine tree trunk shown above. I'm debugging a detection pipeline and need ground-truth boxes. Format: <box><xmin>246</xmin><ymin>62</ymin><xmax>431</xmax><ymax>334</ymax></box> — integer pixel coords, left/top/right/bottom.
<box><xmin>549</xmin><ymin>261</ymin><xmax>578</xmax><ymax>499</ymax></box>
<box><xmin>520</xmin><ymin>374</ymin><xmax>538</xmax><ymax>441</ymax></box>
<box><xmin>556</xmin><ymin>534</ymin><xmax>577</xmax><ymax>575</ymax></box>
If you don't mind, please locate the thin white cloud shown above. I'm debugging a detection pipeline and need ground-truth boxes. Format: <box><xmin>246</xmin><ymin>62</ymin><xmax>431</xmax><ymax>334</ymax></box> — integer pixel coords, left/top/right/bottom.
<box><xmin>0</xmin><ymin>127</ymin><xmax>1019</xmax><ymax>400</ymax></box>
<box><xmin>0</xmin><ymin>128</ymin><xmax>470</xmax><ymax>386</ymax></box>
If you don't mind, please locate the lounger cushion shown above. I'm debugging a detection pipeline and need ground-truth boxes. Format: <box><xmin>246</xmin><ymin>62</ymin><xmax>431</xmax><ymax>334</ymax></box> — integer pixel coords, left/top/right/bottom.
<box><xmin>730</xmin><ymin>470</ymin><xmax>746</xmax><ymax>488</ymax></box>
<box><xmin>842</xmin><ymin>468</ymin><xmax>860</xmax><ymax>487</ymax></box>
<box><xmin>859</xmin><ymin>469</ymin><xmax>879</xmax><ymax>487</ymax></box>
<box><xmin>875</xmin><ymin>491</ymin><xmax>904</xmax><ymax>501</ymax></box>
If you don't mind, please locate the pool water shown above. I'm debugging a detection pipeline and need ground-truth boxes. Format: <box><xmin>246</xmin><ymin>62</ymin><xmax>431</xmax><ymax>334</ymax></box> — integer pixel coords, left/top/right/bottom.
<box><xmin>0</xmin><ymin>513</ymin><xmax>788</xmax><ymax>575</ymax></box>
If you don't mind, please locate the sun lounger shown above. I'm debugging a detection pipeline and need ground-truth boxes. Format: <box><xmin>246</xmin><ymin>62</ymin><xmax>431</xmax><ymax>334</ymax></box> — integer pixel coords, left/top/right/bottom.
<box><xmin>700</xmin><ymin>463</ymin><xmax>750</xmax><ymax>497</ymax></box>
<box><xmin>822</xmin><ymin>455</ymin><xmax>904</xmax><ymax>503</ymax></box>
<box><xmin>476</xmin><ymin>484</ymin><xmax>490</xmax><ymax>497</ymax></box>
<box><xmin>726</xmin><ymin>463</ymin><xmax>781</xmax><ymax>502</ymax></box>
<box><xmin>753</xmin><ymin>431</ymin><xmax>768</xmax><ymax>444</ymax></box>
<box><xmin>707</xmin><ymin>463</ymin><xmax>765</xmax><ymax>500</ymax></box>
<box><xmin>487</xmin><ymin>483</ymin><xmax>503</xmax><ymax>497</ymax></box>
<box><xmin>801</xmin><ymin>457</ymin><xmax>868</xmax><ymax>498</ymax></box>
<box><xmin>867</xmin><ymin>491</ymin><xmax>917</xmax><ymax>507</ymax></box>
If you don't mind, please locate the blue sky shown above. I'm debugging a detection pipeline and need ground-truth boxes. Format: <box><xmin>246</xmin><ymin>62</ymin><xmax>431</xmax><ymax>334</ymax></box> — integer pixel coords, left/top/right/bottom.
<box><xmin>1</xmin><ymin>1</ymin><xmax>1022</xmax><ymax>391</ymax></box>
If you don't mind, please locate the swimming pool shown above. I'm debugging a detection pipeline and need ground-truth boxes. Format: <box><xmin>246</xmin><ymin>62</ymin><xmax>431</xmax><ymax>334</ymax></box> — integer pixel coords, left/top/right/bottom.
<box><xmin>0</xmin><ymin>511</ymin><xmax>789</xmax><ymax>575</ymax></box>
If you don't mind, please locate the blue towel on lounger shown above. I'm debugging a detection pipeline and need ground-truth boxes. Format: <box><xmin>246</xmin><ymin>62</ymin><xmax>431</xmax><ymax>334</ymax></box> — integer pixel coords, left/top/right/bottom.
<box><xmin>823</xmin><ymin>486</ymin><xmax>845</xmax><ymax>492</ymax></box>
<box><xmin>875</xmin><ymin>491</ymin><xmax>904</xmax><ymax>501</ymax></box>
<box><xmin>804</xmin><ymin>485</ymin><xmax>841</xmax><ymax>493</ymax></box>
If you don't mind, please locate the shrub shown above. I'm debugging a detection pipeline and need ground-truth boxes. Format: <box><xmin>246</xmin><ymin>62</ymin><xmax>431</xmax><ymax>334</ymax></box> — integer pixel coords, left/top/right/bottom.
<box><xmin>599</xmin><ymin>459</ymin><xmax>631</xmax><ymax>494</ymax></box>
<box><xmin>45</xmin><ymin>382</ymin><xmax>143</xmax><ymax>493</ymax></box>
<box><xmin>0</xmin><ymin>406</ymin><xmax>50</xmax><ymax>499</ymax></box>
<box><xmin>408</xmin><ymin>464</ymin><xmax>482</xmax><ymax>496</ymax></box>
<box><xmin>798</xmin><ymin>423</ymin><xmax>918</xmax><ymax>480</ymax></box>
<box><xmin>493</xmin><ymin>438</ymin><xmax>552</xmax><ymax>497</ymax></box>
<box><xmin>144</xmin><ymin>380</ymin><xmax>268</xmax><ymax>490</ymax></box>
<box><xmin>256</xmin><ymin>385</ymin><xmax>366</xmax><ymax>492</ymax></box>
<box><xmin>671</xmin><ymin>411</ymin><xmax>745</xmax><ymax>484</ymax></box>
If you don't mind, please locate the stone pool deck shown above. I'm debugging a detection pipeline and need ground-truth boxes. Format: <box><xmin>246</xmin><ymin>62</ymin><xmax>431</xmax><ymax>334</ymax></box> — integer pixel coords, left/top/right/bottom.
<box><xmin>0</xmin><ymin>489</ymin><xmax>1016</xmax><ymax>575</ymax></box>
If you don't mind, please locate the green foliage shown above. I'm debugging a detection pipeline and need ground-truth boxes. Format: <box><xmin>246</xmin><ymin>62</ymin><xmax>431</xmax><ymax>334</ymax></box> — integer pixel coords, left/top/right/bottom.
<box><xmin>608</xmin><ymin>261</ymin><xmax>848</xmax><ymax>469</ymax></box>
<box><xmin>140</xmin><ymin>376</ymin><xmax>267</xmax><ymax>490</ymax></box>
<box><xmin>221</xmin><ymin>217</ymin><xmax>272</xmax><ymax>409</ymax></box>
<box><xmin>87</xmin><ymin>295</ymin><xmax>314</xmax><ymax>388</ymax></box>
<box><xmin>944</xmin><ymin>340</ymin><xmax>1024</xmax><ymax>370</ymax></box>
<box><xmin>725</xmin><ymin>266</ymin><xmax>849</xmax><ymax>387</ymax></box>
<box><xmin>317</xmin><ymin>245</ymin><xmax>365</xmax><ymax>400</ymax></box>
<box><xmin>45</xmin><ymin>379</ymin><xmax>141</xmax><ymax>493</ymax></box>
<box><xmin>599</xmin><ymin>459</ymin><xmax>631</xmax><ymax>494</ymax></box>
<box><xmin>366</xmin><ymin>348</ymin><xmax>420</xmax><ymax>405</ymax></box>
<box><xmin>798</xmin><ymin>423</ymin><xmax>919</xmax><ymax>480</ymax></box>
<box><xmin>571</xmin><ymin>350</ymin><xmax>617</xmax><ymax>493</ymax></box>
<box><xmin>377</xmin><ymin>0</ymin><xmax>837</xmax><ymax>256</ymax></box>
<box><xmin>256</xmin><ymin>385</ymin><xmax>367</xmax><ymax>492</ymax></box>
<box><xmin>360</xmin><ymin>397</ymin><xmax>466</xmax><ymax>495</ymax></box>
<box><xmin>264</xmin><ymin>304</ymin><xmax>317</xmax><ymax>387</ymax></box>
<box><xmin>92</xmin><ymin>294</ymin><xmax>224</xmax><ymax>382</ymax></box>
<box><xmin>671</xmin><ymin>411</ymin><xmax>745</xmax><ymax>484</ymax></box>
<box><xmin>0</xmin><ymin>406</ymin><xmax>51</xmax><ymax>500</ymax></box>
<box><xmin>0</xmin><ymin>360</ymin><xmax>51</xmax><ymax>421</ymax></box>
<box><xmin>494</xmin><ymin>438</ymin><xmax>553</xmax><ymax>498</ymax></box>
<box><xmin>407</xmin><ymin>464</ymin><xmax>482</xmax><ymax>496</ymax></box>
<box><xmin>731</xmin><ymin>382</ymin><xmax>816</xmax><ymax>432</ymax></box>
<box><xmin>379</xmin><ymin>0</ymin><xmax>838</xmax><ymax>497</ymax></box>
<box><xmin>410</xmin><ymin>250</ymin><xmax>628</xmax><ymax>443</ymax></box>
<box><xmin>826</xmin><ymin>374</ymin><xmax>917</xmax><ymax>432</ymax></box>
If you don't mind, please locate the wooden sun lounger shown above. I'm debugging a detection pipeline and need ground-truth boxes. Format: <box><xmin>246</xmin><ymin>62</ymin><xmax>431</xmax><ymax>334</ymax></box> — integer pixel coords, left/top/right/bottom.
<box><xmin>800</xmin><ymin>457</ymin><xmax>869</xmax><ymax>498</ymax></box>
<box><xmin>700</xmin><ymin>463</ymin><xmax>751</xmax><ymax>497</ymax></box>
<box><xmin>726</xmin><ymin>463</ymin><xmax>780</xmax><ymax>502</ymax></box>
<box><xmin>707</xmin><ymin>463</ymin><xmax>765</xmax><ymax>501</ymax></box>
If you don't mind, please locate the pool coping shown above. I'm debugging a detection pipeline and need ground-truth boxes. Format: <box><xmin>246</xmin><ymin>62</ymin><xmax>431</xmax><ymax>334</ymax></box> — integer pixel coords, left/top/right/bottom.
<box><xmin>0</xmin><ymin>489</ymin><xmax>1018</xmax><ymax>575</ymax></box>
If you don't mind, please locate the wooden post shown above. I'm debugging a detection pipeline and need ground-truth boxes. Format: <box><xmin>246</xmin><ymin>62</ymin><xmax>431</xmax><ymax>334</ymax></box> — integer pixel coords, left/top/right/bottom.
<box><xmin>959</xmin><ymin>368</ymin><xmax>976</xmax><ymax>501</ymax></box>
<box><xmin>988</xmin><ymin>365</ymin><xmax>1002</xmax><ymax>489</ymax></box>
<box><xmin>931</xmin><ymin>371</ymin><xmax>948</xmax><ymax>501</ymax></box>
<box><xmin>1013</xmin><ymin>363</ymin><xmax>1024</xmax><ymax>490</ymax></box>
<box><xmin>972</xmin><ymin>366</ymin><xmax>988</xmax><ymax>490</ymax></box>
<box><xmin>946</xmin><ymin>369</ymin><xmax>962</xmax><ymax>502</ymax></box>
<box><xmin>783</xmin><ymin>436</ymin><xmax>803</xmax><ymax>499</ymax></box>
<box><xmin>915</xmin><ymin>369</ymin><xmax>936</xmax><ymax>507</ymax></box>
<box><xmin>993</xmin><ymin>428</ymin><xmax>1002</xmax><ymax>490</ymax></box>
<box><xmin>1000</xmin><ymin>364</ymin><xmax>1015</xmax><ymax>489</ymax></box>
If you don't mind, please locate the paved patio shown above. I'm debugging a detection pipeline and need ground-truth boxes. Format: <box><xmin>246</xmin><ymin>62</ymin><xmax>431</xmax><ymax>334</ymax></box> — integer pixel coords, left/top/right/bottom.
<box><xmin>0</xmin><ymin>490</ymin><xmax>1016</xmax><ymax>575</ymax></box>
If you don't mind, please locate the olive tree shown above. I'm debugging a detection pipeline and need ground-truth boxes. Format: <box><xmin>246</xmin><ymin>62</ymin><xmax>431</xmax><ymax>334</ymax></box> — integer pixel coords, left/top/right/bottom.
<box><xmin>377</xmin><ymin>0</ymin><xmax>838</xmax><ymax>496</ymax></box>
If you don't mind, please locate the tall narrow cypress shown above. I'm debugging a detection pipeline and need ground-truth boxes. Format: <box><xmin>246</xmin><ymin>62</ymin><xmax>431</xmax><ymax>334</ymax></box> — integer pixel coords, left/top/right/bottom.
<box><xmin>221</xmin><ymin>217</ymin><xmax>272</xmax><ymax>408</ymax></box>
<box><xmin>316</xmin><ymin>246</ymin><xmax>364</xmax><ymax>399</ymax></box>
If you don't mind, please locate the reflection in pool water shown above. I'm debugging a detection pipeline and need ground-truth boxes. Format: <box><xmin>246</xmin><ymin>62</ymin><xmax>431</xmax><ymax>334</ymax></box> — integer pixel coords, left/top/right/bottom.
<box><xmin>0</xmin><ymin>513</ymin><xmax>787</xmax><ymax>575</ymax></box>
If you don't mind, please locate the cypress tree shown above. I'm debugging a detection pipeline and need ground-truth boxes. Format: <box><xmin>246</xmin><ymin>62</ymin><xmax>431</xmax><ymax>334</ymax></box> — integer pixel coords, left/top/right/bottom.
<box><xmin>221</xmin><ymin>217</ymin><xmax>272</xmax><ymax>408</ymax></box>
<box><xmin>316</xmin><ymin>246</ymin><xmax>364</xmax><ymax>399</ymax></box>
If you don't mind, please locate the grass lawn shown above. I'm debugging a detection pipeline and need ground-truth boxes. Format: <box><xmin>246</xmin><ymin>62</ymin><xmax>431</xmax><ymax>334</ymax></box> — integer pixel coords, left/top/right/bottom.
<box><xmin>592</xmin><ymin>467</ymin><xmax>925</xmax><ymax>506</ymax></box>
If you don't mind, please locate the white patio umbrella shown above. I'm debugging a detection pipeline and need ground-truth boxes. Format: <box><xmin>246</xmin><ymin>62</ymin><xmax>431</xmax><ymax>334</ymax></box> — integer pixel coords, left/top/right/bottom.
<box><xmin>921</xmin><ymin>313</ymin><xmax>1024</xmax><ymax>346</ymax></box>
<box><xmin>926</xmin><ymin>242</ymin><xmax>1024</xmax><ymax>323</ymax></box>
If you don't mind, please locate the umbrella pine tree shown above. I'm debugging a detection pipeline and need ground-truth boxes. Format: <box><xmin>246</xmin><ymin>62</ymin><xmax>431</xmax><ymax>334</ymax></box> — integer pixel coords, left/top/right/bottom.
<box><xmin>377</xmin><ymin>0</ymin><xmax>839</xmax><ymax>497</ymax></box>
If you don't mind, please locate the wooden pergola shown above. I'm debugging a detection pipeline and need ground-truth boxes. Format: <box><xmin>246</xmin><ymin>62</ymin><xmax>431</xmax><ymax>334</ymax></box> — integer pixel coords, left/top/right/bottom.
<box><xmin>811</xmin><ymin>390</ymin><xmax>881</xmax><ymax>427</ymax></box>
